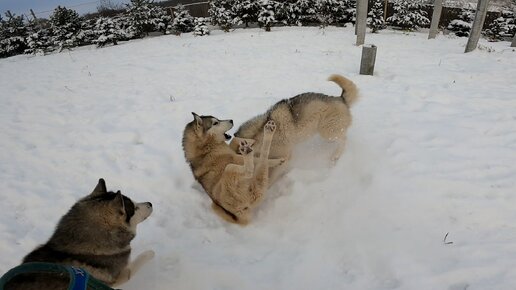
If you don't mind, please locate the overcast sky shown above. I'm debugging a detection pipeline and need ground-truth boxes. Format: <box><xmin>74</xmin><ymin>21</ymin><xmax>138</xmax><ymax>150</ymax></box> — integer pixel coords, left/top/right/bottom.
<box><xmin>0</xmin><ymin>0</ymin><xmax>127</xmax><ymax>18</ymax></box>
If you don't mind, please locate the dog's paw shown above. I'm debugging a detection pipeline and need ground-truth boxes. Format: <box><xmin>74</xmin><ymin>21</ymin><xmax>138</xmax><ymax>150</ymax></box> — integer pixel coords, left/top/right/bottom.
<box><xmin>264</xmin><ymin>120</ymin><xmax>276</xmax><ymax>134</ymax></box>
<box><xmin>136</xmin><ymin>250</ymin><xmax>155</xmax><ymax>263</ymax></box>
<box><xmin>239</xmin><ymin>140</ymin><xmax>253</xmax><ymax>155</ymax></box>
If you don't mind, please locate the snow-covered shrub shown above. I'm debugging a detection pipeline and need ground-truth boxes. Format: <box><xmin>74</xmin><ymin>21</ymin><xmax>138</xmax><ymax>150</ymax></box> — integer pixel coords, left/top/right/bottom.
<box><xmin>92</xmin><ymin>17</ymin><xmax>124</xmax><ymax>47</ymax></box>
<box><xmin>275</xmin><ymin>0</ymin><xmax>303</xmax><ymax>25</ymax></box>
<box><xmin>367</xmin><ymin>0</ymin><xmax>386</xmax><ymax>33</ymax></box>
<box><xmin>233</xmin><ymin>0</ymin><xmax>260</xmax><ymax>27</ymax></box>
<box><xmin>386</xmin><ymin>0</ymin><xmax>430</xmax><ymax>31</ymax></box>
<box><xmin>316</xmin><ymin>0</ymin><xmax>354</xmax><ymax>27</ymax></box>
<box><xmin>172</xmin><ymin>5</ymin><xmax>195</xmax><ymax>33</ymax></box>
<box><xmin>49</xmin><ymin>6</ymin><xmax>83</xmax><ymax>51</ymax></box>
<box><xmin>126</xmin><ymin>0</ymin><xmax>168</xmax><ymax>37</ymax></box>
<box><xmin>447</xmin><ymin>9</ymin><xmax>474</xmax><ymax>37</ymax></box>
<box><xmin>0</xmin><ymin>13</ymin><xmax>28</xmax><ymax>58</ymax></box>
<box><xmin>295</xmin><ymin>0</ymin><xmax>319</xmax><ymax>25</ymax></box>
<box><xmin>258</xmin><ymin>0</ymin><xmax>277</xmax><ymax>31</ymax></box>
<box><xmin>24</xmin><ymin>18</ymin><xmax>53</xmax><ymax>55</ymax></box>
<box><xmin>209</xmin><ymin>0</ymin><xmax>240</xmax><ymax>32</ymax></box>
<box><xmin>194</xmin><ymin>17</ymin><xmax>211</xmax><ymax>36</ymax></box>
<box><xmin>485</xmin><ymin>10</ymin><xmax>515</xmax><ymax>41</ymax></box>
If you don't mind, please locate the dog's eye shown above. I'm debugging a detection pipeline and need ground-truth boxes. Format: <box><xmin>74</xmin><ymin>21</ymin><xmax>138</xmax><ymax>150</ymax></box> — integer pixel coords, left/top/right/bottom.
<box><xmin>213</xmin><ymin>121</ymin><xmax>219</xmax><ymax>126</ymax></box>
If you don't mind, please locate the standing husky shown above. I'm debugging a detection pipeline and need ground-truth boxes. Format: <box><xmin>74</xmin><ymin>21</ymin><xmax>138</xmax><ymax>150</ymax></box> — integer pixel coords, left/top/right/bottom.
<box><xmin>230</xmin><ymin>74</ymin><xmax>359</xmax><ymax>183</ymax></box>
<box><xmin>183</xmin><ymin>113</ymin><xmax>283</xmax><ymax>224</ymax></box>
<box><xmin>5</xmin><ymin>179</ymin><xmax>154</xmax><ymax>290</ymax></box>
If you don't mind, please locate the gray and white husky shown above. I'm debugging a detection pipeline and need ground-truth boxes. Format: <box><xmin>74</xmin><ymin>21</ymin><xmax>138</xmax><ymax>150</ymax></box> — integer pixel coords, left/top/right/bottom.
<box><xmin>230</xmin><ymin>74</ymin><xmax>359</xmax><ymax>184</ymax></box>
<box><xmin>4</xmin><ymin>178</ymin><xmax>154</xmax><ymax>290</ymax></box>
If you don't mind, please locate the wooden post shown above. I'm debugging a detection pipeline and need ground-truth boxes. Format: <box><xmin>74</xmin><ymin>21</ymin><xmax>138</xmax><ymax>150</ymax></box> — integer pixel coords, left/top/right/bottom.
<box><xmin>511</xmin><ymin>33</ymin><xmax>516</xmax><ymax>47</ymax></box>
<box><xmin>355</xmin><ymin>0</ymin><xmax>360</xmax><ymax>35</ymax></box>
<box><xmin>383</xmin><ymin>0</ymin><xmax>388</xmax><ymax>21</ymax></box>
<box><xmin>356</xmin><ymin>0</ymin><xmax>368</xmax><ymax>45</ymax></box>
<box><xmin>360</xmin><ymin>44</ymin><xmax>377</xmax><ymax>75</ymax></box>
<box><xmin>428</xmin><ymin>0</ymin><xmax>443</xmax><ymax>39</ymax></box>
<box><xmin>30</xmin><ymin>9</ymin><xmax>38</xmax><ymax>20</ymax></box>
<box><xmin>465</xmin><ymin>0</ymin><xmax>490</xmax><ymax>53</ymax></box>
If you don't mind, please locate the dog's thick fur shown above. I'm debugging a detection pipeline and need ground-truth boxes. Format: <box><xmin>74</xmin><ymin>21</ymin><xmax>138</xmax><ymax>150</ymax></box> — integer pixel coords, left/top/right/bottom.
<box><xmin>5</xmin><ymin>179</ymin><xmax>154</xmax><ymax>290</ymax></box>
<box><xmin>183</xmin><ymin>113</ymin><xmax>283</xmax><ymax>225</ymax></box>
<box><xmin>230</xmin><ymin>74</ymin><xmax>359</xmax><ymax>183</ymax></box>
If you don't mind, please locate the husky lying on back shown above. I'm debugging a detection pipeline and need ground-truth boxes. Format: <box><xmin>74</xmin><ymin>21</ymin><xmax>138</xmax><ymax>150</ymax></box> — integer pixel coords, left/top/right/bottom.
<box><xmin>230</xmin><ymin>74</ymin><xmax>359</xmax><ymax>183</ymax></box>
<box><xmin>5</xmin><ymin>179</ymin><xmax>154</xmax><ymax>290</ymax></box>
<box><xmin>183</xmin><ymin>113</ymin><xmax>284</xmax><ymax>224</ymax></box>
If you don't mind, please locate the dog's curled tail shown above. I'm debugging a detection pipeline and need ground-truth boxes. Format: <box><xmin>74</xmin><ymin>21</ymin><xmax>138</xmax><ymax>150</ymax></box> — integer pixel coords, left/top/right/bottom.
<box><xmin>328</xmin><ymin>74</ymin><xmax>359</xmax><ymax>107</ymax></box>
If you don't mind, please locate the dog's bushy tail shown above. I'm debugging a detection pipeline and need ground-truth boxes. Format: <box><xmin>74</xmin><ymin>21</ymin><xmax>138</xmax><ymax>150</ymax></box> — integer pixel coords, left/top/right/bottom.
<box><xmin>327</xmin><ymin>74</ymin><xmax>359</xmax><ymax>106</ymax></box>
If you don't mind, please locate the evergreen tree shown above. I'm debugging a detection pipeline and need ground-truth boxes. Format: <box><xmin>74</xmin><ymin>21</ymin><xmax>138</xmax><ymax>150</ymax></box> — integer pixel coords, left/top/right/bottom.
<box><xmin>258</xmin><ymin>0</ymin><xmax>277</xmax><ymax>31</ymax></box>
<box><xmin>49</xmin><ymin>6</ymin><xmax>82</xmax><ymax>51</ymax></box>
<box><xmin>24</xmin><ymin>18</ymin><xmax>53</xmax><ymax>55</ymax></box>
<box><xmin>193</xmin><ymin>17</ymin><xmax>210</xmax><ymax>36</ymax></box>
<box><xmin>172</xmin><ymin>5</ymin><xmax>195</xmax><ymax>33</ymax></box>
<box><xmin>386</xmin><ymin>0</ymin><xmax>430</xmax><ymax>31</ymax></box>
<box><xmin>316</xmin><ymin>0</ymin><xmax>352</xmax><ymax>27</ymax></box>
<box><xmin>447</xmin><ymin>9</ymin><xmax>474</xmax><ymax>37</ymax></box>
<box><xmin>209</xmin><ymin>0</ymin><xmax>239</xmax><ymax>32</ymax></box>
<box><xmin>92</xmin><ymin>17</ymin><xmax>124</xmax><ymax>47</ymax></box>
<box><xmin>233</xmin><ymin>0</ymin><xmax>260</xmax><ymax>27</ymax></box>
<box><xmin>0</xmin><ymin>12</ymin><xmax>28</xmax><ymax>58</ymax></box>
<box><xmin>485</xmin><ymin>10</ymin><xmax>515</xmax><ymax>41</ymax></box>
<box><xmin>125</xmin><ymin>0</ymin><xmax>165</xmax><ymax>37</ymax></box>
<box><xmin>277</xmin><ymin>0</ymin><xmax>303</xmax><ymax>26</ymax></box>
<box><xmin>367</xmin><ymin>0</ymin><xmax>385</xmax><ymax>33</ymax></box>
<box><xmin>296</xmin><ymin>0</ymin><xmax>318</xmax><ymax>25</ymax></box>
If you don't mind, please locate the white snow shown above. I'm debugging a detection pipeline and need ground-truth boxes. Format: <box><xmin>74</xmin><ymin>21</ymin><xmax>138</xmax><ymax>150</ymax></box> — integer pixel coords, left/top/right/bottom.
<box><xmin>1</xmin><ymin>26</ymin><xmax>516</xmax><ymax>290</ymax></box>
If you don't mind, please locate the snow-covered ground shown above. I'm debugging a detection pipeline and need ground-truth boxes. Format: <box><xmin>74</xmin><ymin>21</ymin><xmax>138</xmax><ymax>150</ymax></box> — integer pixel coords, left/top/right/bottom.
<box><xmin>1</xmin><ymin>26</ymin><xmax>515</xmax><ymax>290</ymax></box>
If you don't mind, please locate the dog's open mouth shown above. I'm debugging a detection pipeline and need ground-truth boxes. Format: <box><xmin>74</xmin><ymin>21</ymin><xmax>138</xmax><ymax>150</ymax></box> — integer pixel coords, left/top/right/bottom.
<box><xmin>224</xmin><ymin>133</ymin><xmax>231</xmax><ymax>140</ymax></box>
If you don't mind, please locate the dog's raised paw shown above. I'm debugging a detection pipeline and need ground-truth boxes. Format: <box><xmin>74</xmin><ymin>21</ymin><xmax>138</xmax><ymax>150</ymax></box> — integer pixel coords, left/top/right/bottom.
<box><xmin>239</xmin><ymin>140</ymin><xmax>253</xmax><ymax>155</ymax></box>
<box><xmin>264</xmin><ymin>120</ymin><xmax>276</xmax><ymax>133</ymax></box>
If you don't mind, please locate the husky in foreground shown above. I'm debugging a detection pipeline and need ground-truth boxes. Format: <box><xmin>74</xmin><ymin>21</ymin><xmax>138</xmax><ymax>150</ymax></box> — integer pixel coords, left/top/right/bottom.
<box><xmin>183</xmin><ymin>113</ymin><xmax>283</xmax><ymax>224</ymax></box>
<box><xmin>230</xmin><ymin>74</ymin><xmax>359</xmax><ymax>183</ymax></box>
<box><xmin>4</xmin><ymin>179</ymin><xmax>154</xmax><ymax>290</ymax></box>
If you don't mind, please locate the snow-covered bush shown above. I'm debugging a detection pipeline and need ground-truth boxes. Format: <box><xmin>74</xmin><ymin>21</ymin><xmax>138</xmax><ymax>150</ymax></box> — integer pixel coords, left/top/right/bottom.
<box><xmin>485</xmin><ymin>10</ymin><xmax>515</xmax><ymax>41</ymax></box>
<box><xmin>0</xmin><ymin>13</ymin><xmax>28</xmax><ymax>58</ymax></box>
<box><xmin>258</xmin><ymin>0</ymin><xmax>277</xmax><ymax>31</ymax></box>
<box><xmin>233</xmin><ymin>0</ymin><xmax>260</xmax><ymax>27</ymax></box>
<box><xmin>92</xmin><ymin>17</ymin><xmax>125</xmax><ymax>47</ymax></box>
<box><xmin>126</xmin><ymin>0</ymin><xmax>168</xmax><ymax>37</ymax></box>
<box><xmin>367</xmin><ymin>0</ymin><xmax>386</xmax><ymax>33</ymax></box>
<box><xmin>172</xmin><ymin>5</ymin><xmax>195</xmax><ymax>33</ymax></box>
<box><xmin>316</xmin><ymin>0</ymin><xmax>354</xmax><ymax>27</ymax></box>
<box><xmin>209</xmin><ymin>0</ymin><xmax>240</xmax><ymax>32</ymax></box>
<box><xmin>295</xmin><ymin>0</ymin><xmax>319</xmax><ymax>25</ymax></box>
<box><xmin>24</xmin><ymin>18</ymin><xmax>53</xmax><ymax>55</ymax></box>
<box><xmin>386</xmin><ymin>0</ymin><xmax>430</xmax><ymax>31</ymax></box>
<box><xmin>193</xmin><ymin>17</ymin><xmax>211</xmax><ymax>36</ymax></box>
<box><xmin>447</xmin><ymin>9</ymin><xmax>474</xmax><ymax>37</ymax></box>
<box><xmin>49</xmin><ymin>6</ymin><xmax>83</xmax><ymax>51</ymax></box>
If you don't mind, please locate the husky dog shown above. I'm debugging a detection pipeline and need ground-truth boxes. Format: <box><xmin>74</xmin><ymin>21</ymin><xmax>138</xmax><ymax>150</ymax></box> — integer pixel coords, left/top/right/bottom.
<box><xmin>183</xmin><ymin>113</ymin><xmax>283</xmax><ymax>225</ymax></box>
<box><xmin>230</xmin><ymin>74</ymin><xmax>359</xmax><ymax>183</ymax></box>
<box><xmin>5</xmin><ymin>179</ymin><xmax>154</xmax><ymax>290</ymax></box>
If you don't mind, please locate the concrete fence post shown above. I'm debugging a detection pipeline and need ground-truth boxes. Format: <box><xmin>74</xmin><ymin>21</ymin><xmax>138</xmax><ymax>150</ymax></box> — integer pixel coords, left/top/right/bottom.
<box><xmin>428</xmin><ymin>0</ymin><xmax>444</xmax><ymax>39</ymax></box>
<box><xmin>360</xmin><ymin>44</ymin><xmax>377</xmax><ymax>75</ymax></box>
<box><xmin>356</xmin><ymin>0</ymin><xmax>368</xmax><ymax>46</ymax></box>
<box><xmin>465</xmin><ymin>0</ymin><xmax>490</xmax><ymax>53</ymax></box>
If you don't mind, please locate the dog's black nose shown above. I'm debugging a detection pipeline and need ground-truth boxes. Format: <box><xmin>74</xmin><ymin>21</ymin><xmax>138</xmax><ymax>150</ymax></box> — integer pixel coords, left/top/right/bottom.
<box><xmin>229</xmin><ymin>120</ymin><xmax>233</xmax><ymax>124</ymax></box>
<box><xmin>147</xmin><ymin>202</ymin><xmax>153</xmax><ymax>208</ymax></box>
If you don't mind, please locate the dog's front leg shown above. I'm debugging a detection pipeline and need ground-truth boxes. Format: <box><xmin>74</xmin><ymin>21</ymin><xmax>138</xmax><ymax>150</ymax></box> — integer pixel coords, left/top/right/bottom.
<box><xmin>112</xmin><ymin>250</ymin><xmax>155</xmax><ymax>287</ymax></box>
<box><xmin>225</xmin><ymin>140</ymin><xmax>255</xmax><ymax>178</ymax></box>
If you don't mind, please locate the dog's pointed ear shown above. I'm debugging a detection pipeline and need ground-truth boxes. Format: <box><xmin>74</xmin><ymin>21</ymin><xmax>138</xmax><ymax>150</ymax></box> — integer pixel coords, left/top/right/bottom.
<box><xmin>90</xmin><ymin>178</ymin><xmax>107</xmax><ymax>197</ymax></box>
<box><xmin>113</xmin><ymin>190</ymin><xmax>126</xmax><ymax>215</ymax></box>
<box><xmin>192</xmin><ymin>112</ymin><xmax>202</xmax><ymax>127</ymax></box>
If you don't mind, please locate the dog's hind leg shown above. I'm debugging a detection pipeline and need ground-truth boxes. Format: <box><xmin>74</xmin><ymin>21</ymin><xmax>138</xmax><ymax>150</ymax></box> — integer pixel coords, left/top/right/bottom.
<box><xmin>112</xmin><ymin>250</ymin><xmax>155</xmax><ymax>287</ymax></box>
<box><xmin>251</xmin><ymin>120</ymin><xmax>276</xmax><ymax>200</ymax></box>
